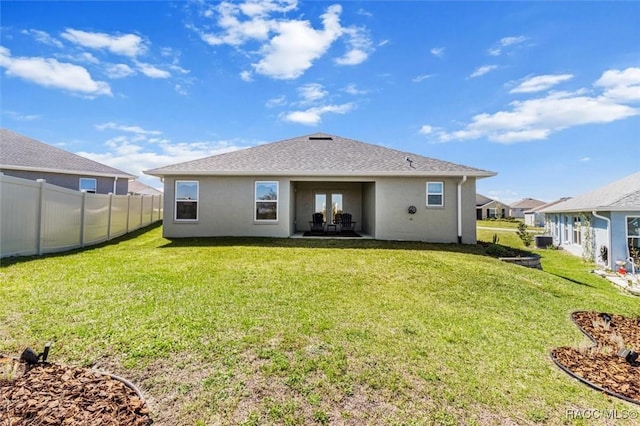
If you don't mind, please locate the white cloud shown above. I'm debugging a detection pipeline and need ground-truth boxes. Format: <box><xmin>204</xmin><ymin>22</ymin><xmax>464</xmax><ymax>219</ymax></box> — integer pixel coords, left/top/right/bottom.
<box><xmin>106</xmin><ymin>63</ymin><xmax>135</xmax><ymax>78</ymax></box>
<box><xmin>0</xmin><ymin>47</ymin><xmax>111</xmax><ymax>97</ymax></box>
<box><xmin>335</xmin><ymin>26</ymin><xmax>372</xmax><ymax>66</ymax></box>
<box><xmin>579</xmin><ymin>157</ymin><xmax>591</xmax><ymax>162</ymax></box>
<box><xmin>61</xmin><ymin>29</ymin><xmax>147</xmax><ymax>57</ymax></box>
<box><xmin>135</xmin><ymin>61</ymin><xmax>171</xmax><ymax>78</ymax></box>
<box><xmin>3</xmin><ymin>110</ymin><xmax>41</xmax><ymax>121</ymax></box>
<box><xmin>78</xmin><ymin>131</ymin><xmax>246</xmax><ymax>186</ymax></box>
<box><xmin>488</xmin><ymin>35</ymin><xmax>528</xmax><ymax>56</ymax></box>
<box><xmin>510</xmin><ymin>74</ymin><xmax>573</xmax><ymax>94</ymax></box>
<box><xmin>240</xmin><ymin>70</ymin><xmax>253</xmax><ymax>82</ymax></box>
<box><xmin>342</xmin><ymin>83</ymin><xmax>367</xmax><ymax>95</ymax></box>
<box><xmin>419</xmin><ymin>125</ymin><xmax>433</xmax><ymax>135</ymax></box>
<box><xmin>253</xmin><ymin>4</ymin><xmax>344</xmax><ymax>79</ymax></box>
<box><xmin>412</xmin><ymin>74</ymin><xmax>432</xmax><ymax>83</ymax></box>
<box><xmin>96</xmin><ymin>122</ymin><xmax>162</xmax><ymax>136</ymax></box>
<box><xmin>595</xmin><ymin>67</ymin><xmax>640</xmax><ymax>102</ymax></box>
<box><xmin>470</xmin><ymin>65</ymin><xmax>498</xmax><ymax>78</ymax></box>
<box><xmin>297</xmin><ymin>83</ymin><xmax>327</xmax><ymax>103</ymax></box>
<box><xmin>423</xmin><ymin>73</ymin><xmax>640</xmax><ymax>144</ymax></box>
<box><xmin>22</xmin><ymin>29</ymin><xmax>64</xmax><ymax>48</ymax></box>
<box><xmin>281</xmin><ymin>103</ymin><xmax>354</xmax><ymax>125</ymax></box>
<box><xmin>266</xmin><ymin>95</ymin><xmax>287</xmax><ymax>107</ymax></box>
<box><xmin>195</xmin><ymin>1</ymin><xmax>372</xmax><ymax>80</ymax></box>
<box><xmin>430</xmin><ymin>47</ymin><xmax>445</xmax><ymax>57</ymax></box>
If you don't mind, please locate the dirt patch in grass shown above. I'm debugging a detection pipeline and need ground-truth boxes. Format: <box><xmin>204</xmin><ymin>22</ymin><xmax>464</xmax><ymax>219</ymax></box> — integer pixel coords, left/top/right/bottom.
<box><xmin>0</xmin><ymin>357</ymin><xmax>151</xmax><ymax>425</ymax></box>
<box><xmin>552</xmin><ymin>311</ymin><xmax>640</xmax><ymax>405</ymax></box>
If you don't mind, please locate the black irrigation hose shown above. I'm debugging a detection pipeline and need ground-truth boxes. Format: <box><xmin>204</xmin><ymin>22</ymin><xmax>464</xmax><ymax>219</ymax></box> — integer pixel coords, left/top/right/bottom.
<box><xmin>1</xmin><ymin>354</ymin><xmax>147</xmax><ymax>404</ymax></box>
<box><xmin>549</xmin><ymin>310</ymin><xmax>640</xmax><ymax>406</ymax></box>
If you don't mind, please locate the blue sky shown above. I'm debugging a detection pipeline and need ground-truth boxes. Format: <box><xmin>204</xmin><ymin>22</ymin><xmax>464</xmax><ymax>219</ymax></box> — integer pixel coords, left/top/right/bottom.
<box><xmin>1</xmin><ymin>0</ymin><xmax>639</xmax><ymax>204</ymax></box>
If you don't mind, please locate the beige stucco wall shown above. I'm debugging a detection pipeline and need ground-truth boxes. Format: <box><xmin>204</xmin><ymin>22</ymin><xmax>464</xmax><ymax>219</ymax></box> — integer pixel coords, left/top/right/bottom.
<box><xmin>373</xmin><ymin>176</ymin><xmax>477</xmax><ymax>243</ymax></box>
<box><xmin>162</xmin><ymin>176</ymin><xmax>292</xmax><ymax>238</ymax></box>
<box><xmin>161</xmin><ymin>175</ymin><xmax>478</xmax><ymax>243</ymax></box>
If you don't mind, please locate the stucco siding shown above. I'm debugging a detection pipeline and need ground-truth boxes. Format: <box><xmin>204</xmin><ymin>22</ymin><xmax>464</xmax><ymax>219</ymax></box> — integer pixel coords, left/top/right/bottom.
<box><xmin>373</xmin><ymin>176</ymin><xmax>477</xmax><ymax>243</ymax></box>
<box><xmin>162</xmin><ymin>176</ymin><xmax>291</xmax><ymax>238</ymax></box>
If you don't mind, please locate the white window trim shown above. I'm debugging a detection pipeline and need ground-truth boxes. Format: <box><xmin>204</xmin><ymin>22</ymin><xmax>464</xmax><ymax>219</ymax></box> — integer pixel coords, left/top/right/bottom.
<box><xmin>426</xmin><ymin>181</ymin><xmax>444</xmax><ymax>207</ymax></box>
<box><xmin>255</xmin><ymin>181</ymin><xmax>278</xmax><ymax>222</ymax></box>
<box><xmin>175</xmin><ymin>180</ymin><xmax>199</xmax><ymax>222</ymax></box>
<box><xmin>627</xmin><ymin>215</ymin><xmax>640</xmax><ymax>255</ymax></box>
<box><xmin>79</xmin><ymin>177</ymin><xmax>97</xmax><ymax>193</ymax></box>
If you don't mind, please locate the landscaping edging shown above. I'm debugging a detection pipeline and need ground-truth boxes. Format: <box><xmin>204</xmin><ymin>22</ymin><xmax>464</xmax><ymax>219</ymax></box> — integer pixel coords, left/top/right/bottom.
<box><xmin>498</xmin><ymin>256</ymin><xmax>542</xmax><ymax>269</ymax></box>
<box><xmin>550</xmin><ymin>311</ymin><xmax>640</xmax><ymax>406</ymax></box>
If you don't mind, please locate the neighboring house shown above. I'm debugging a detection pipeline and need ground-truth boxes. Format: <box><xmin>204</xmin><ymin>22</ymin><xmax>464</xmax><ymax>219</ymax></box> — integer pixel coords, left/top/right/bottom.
<box><xmin>524</xmin><ymin>198</ymin><xmax>571</xmax><ymax>227</ymax></box>
<box><xmin>540</xmin><ymin>172</ymin><xmax>640</xmax><ymax>270</ymax></box>
<box><xmin>476</xmin><ymin>194</ymin><xmax>508</xmax><ymax>220</ymax></box>
<box><xmin>128</xmin><ymin>180</ymin><xmax>163</xmax><ymax>196</ymax></box>
<box><xmin>509</xmin><ymin>198</ymin><xmax>546</xmax><ymax>218</ymax></box>
<box><xmin>0</xmin><ymin>129</ymin><xmax>134</xmax><ymax>195</ymax></box>
<box><xmin>145</xmin><ymin>133</ymin><xmax>496</xmax><ymax>243</ymax></box>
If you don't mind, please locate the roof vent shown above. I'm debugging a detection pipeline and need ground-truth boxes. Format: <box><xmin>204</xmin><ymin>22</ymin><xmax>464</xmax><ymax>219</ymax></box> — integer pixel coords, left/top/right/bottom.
<box><xmin>309</xmin><ymin>136</ymin><xmax>333</xmax><ymax>141</ymax></box>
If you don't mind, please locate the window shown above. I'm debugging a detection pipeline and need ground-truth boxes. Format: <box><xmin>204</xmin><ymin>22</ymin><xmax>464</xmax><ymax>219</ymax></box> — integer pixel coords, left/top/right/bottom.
<box><xmin>79</xmin><ymin>178</ymin><xmax>97</xmax><ymax>193</ymax></box>
<box><xmin>573</xmin><ymin>216</ymin><xmax>582</xmax><ymax>245</ymax></box>
<box><xmin>426</xmin><ymin>182</ymin><xmax>444</xmax><ymax>207</ymax></box>
<box><xmin>628</xmin><ymin>216</ymin><xmax>640</xmax><ymax>259</ymax></box>
<box><xmin>331</xmin><ymin>193</ymin><xmax>343</xmax><ymax>219</ymax></box>
<box><xmin>488</xmin><ymin>208</ymin><xmax>496</xmax><ymax>218</ymax></box>
<box><xmin>175</xmin><ymin>180</ymin><xmax>198</xmax><ymax>221</ymax></box>
<box><xmin>255</xmin><ymin>181</ymin><xmax>278</xmax><ymax>221</ymax></box>
<box><xmin>315</xmin><ymin>193</ymin><xmax>327</xmax><ymax>218</ymax></box>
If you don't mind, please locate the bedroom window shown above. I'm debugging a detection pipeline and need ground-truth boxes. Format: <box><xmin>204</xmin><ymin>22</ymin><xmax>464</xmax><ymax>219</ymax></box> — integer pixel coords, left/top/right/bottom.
<box><xmin>79</xmin><ymin>178</ymin><xmax>97</xmax><ymax>193</ymax></box>
<box><xmin>255</xmin><ymin>181</ymin><xmax>278</xmax><ymax>221</ymax></box>
<box><xmin>628</xmin><ymin>216</ymin><xmax>640</xmax><ymax>258</ymax></box>
<box><xmin>426</xmin><ymin>182</ymin><xmax>444</xmax><ymax>207</ymax></box>
<box><xmin>175</xmin><ymin>180</ymin><xmax>199</xmax><ymax>221</ymax></box>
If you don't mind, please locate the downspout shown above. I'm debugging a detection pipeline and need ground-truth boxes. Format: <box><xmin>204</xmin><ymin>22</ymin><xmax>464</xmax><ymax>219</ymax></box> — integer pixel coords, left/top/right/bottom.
<box><xmin>592</xmin><ymin>210</ymin><xmax>611</xmax><ymax>270</ymax></box>
<box><xmin>113</xmin><ymin>176</ymin><xmax>118</xmax><ymax>194</ymax></box>
<box><xmin>457</xmin><ymin>175</ymin><xmax>468</xmax><ymax>244</ymax></box>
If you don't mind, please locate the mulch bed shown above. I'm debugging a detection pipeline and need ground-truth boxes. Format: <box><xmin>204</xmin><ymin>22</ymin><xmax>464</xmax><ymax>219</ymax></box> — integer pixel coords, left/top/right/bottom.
<box><xmin>551</xmin><ymin>311</ymin><xmax>640</xmax><ymax>405</ymax></box>
<box><xmin>1</xmin><ymin>356</ymin><xmax>152</xmax><ymax>425</ymax></box>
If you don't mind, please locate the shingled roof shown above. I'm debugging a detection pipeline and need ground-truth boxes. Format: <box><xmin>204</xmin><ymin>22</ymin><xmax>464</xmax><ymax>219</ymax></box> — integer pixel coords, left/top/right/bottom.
<box><xmin>1</xmin><ymin>129</ymin><xmax>135</xmax><ymax>178</ymax></box>
<box><xmin>541</xmin><ymin>172</ymin><xmax>640</xmax><ymax>213</ymax></box>
<box><xmin>146</xmin><ymin>133</ymin><xmax>495</xmax><ymax>178</ymax></box>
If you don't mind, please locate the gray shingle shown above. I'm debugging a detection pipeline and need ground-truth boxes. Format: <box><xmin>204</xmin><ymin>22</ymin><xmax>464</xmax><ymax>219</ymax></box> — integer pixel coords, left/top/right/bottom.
<box><xmin>0</xmin><ymin>129</ymin><xmax>135</xmax><ymax>178</ymax></box>
<box><xmin>541</xmin><ymin>171</ymin><xmax>640</xmax><ymax>212</ymax></box>
<box><xmin>146</xmin><ymin>133</ymin><xmax>495</xmax><ymax>177</ymax></box>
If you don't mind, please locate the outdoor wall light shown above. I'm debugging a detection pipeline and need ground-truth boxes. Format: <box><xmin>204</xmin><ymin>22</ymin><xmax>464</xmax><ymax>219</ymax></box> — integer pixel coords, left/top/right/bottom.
<box><xmin>408</xmin><ymin>205</ymin><xmax>417</xmax><ymax>214</ymax></box>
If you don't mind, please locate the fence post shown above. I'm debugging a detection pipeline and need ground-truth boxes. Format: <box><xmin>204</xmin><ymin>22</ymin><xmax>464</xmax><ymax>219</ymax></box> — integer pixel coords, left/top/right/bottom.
<box><xmin>126</xmin><ymin>194</ymin><xmax>131</xmax><ymax>233</ymax></box>
<box><xmin>36</xmin><ymin>179</ymin><xmax>46</xmax><ymax>255</ymax></box>
<box><xmin>107</xmin><ymin>193</ymin><xmax>113</xmax><ymax>241</ymax></box>
<box><xmin>140</xmin><ymin>195</ymin><xmax>144</xmax><ymax>228</ymax></box>
<box><xmin>80</xmin><ymin>191</ymin><xmax>87</xmax><ymax>248</ymax></box>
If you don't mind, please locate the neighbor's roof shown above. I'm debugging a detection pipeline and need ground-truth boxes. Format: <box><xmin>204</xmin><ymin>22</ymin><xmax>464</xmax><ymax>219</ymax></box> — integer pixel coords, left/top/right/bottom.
<box><xmin>0</xmin><ymin>129</ymin><xmax>135</xmax><ymax>179</ymax></box>
<box><xmin>145</xmin><ymin>133</ymin><xmax>496</xmax><ymax>178</ymax></box>
<box><xmin>541</xmin><ymin>172</ymin><xmax>640</xmax><ymax>213</ymax></box>
<box><xmin>128</xmin><ymin>180</ymin><xmax>163</xmax><ymax>196</ymax></box>
<box><xmin>524</xmin><ymin>197</ymin><xmax>572</xmax><ymax>214</ymax></box>
<box><xmin>510</xmin><ymin>198</ymin><xmax>546</xmax><ymax>210</ymax></box>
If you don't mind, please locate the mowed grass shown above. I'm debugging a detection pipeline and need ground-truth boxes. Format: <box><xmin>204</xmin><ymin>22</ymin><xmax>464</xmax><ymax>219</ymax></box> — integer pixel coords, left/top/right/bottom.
<box><xmin>1</xmin><ymin>223</ymin><xmax>639</xmax><ymax>425</ymax></box>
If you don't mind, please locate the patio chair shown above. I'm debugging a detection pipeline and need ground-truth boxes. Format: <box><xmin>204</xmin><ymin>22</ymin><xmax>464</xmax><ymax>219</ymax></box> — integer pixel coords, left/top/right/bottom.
<box><xmin>339</xmin><ymin>213</ymin><xmax>356</xmax><ymax>234</ymax></box>
<box><xmin>309</xmin><ymin>213</ymin><xmax>325</xmax><ymax>234</ymax></box>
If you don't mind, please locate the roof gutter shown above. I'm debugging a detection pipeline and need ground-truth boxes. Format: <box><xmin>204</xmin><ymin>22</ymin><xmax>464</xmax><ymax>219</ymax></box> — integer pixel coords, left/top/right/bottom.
<box><xmin>457</xmin><ymin>175</ymin><xmax>468</xmax><ymax>244</ymax></box>
<box><xmin>592</xmin><ymin>210</ymin><xmax>611</xmax><ymax>270</ymax></box>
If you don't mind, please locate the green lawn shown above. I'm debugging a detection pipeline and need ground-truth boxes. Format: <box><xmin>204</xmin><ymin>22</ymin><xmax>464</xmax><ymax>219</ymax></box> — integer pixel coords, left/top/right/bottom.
<box><xmin>1</xmin><ymin>223</ymin><xmax>639</xmax><ymax>425</ymax></box>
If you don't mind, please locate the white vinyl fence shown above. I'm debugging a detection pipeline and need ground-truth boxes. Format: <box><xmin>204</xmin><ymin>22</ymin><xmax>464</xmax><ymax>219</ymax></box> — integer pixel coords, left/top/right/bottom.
<box><xmin>1</xmin><ymin>175</ymin><xmax>162</xmax><ymax>258</ymax></box>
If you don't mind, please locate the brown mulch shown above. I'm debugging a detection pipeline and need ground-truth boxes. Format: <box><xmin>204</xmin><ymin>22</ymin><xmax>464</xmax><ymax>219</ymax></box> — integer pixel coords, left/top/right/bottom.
<box><xmin>552</xmin><ymin>311</ymin><xmax>640</xmax><ymax>404</ymax></box>
<box><xmin>0</xmin><ymin>357</ymin><xmax>152</xmax><ymax>425</ymax></box>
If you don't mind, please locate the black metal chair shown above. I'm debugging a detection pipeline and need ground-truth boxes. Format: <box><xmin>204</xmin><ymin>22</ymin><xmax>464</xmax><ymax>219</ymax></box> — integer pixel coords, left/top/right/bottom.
<box><xmin>339</xmin><ymin>213</ymin><xmax>356</xmax><ymax>234</ymax></box>
<box><xmin>309</xmin><ymin>213</ymin><xmax>325</xmax><ymax>234</ymax></box>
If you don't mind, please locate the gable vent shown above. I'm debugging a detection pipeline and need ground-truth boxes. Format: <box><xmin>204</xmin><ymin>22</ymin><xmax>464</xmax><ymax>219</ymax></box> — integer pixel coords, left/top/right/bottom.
<box><xmin>309</xmin><ymin>136</ymin><xmax>333</xmax><ymax>141</ymax></box>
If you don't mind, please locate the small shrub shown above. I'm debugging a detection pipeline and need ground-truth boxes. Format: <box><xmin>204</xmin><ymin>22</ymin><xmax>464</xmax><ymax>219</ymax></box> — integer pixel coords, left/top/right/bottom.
<box><xmin>516</xmin><ymin>223</ymin><xmax>533</xmax><ymax>247</ymax></box>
